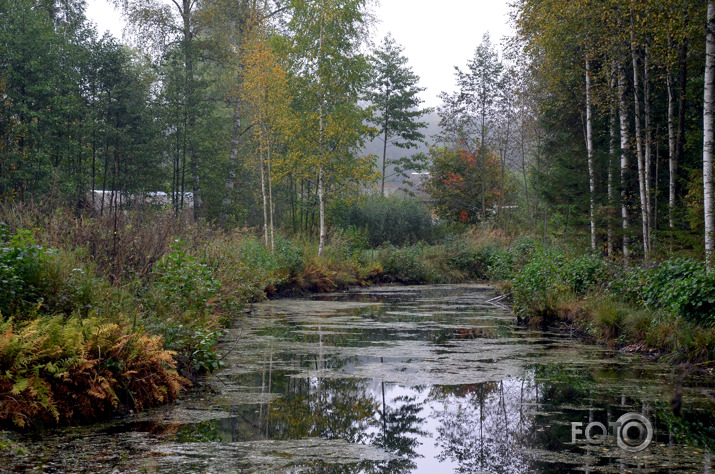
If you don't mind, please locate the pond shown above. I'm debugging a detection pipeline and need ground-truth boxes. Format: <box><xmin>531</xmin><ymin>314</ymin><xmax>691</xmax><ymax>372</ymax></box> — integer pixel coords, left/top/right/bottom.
<box><xmin>3</xmin><ymin>284</ymin><xmax>715</xmax><ymax>473</ymax></box>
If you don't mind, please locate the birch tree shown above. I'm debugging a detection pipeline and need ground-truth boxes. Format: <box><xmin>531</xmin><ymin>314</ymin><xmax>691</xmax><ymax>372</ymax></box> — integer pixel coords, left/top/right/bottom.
<box><xmin>704</xmin><ymin>0</ymin><xmax>715</xmax><ymax>269</ymax></box>
<box><xmin>287</xmin><ymin>0</ymin><xmax>375</xmax><ymax>255</ymax></box>
<box><xmin>242</xmin><ymin>22</ymin><xmax>292</xmax><ymax>250</ymax></box>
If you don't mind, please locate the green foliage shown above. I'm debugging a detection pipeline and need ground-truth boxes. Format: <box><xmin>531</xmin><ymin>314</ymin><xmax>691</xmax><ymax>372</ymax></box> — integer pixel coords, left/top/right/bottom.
<box><xmin>441</xmin><ymin>234</ymin><xmax>497</xmax><ymax>280</ymax></box>
<box><xmin>153</xmin><ymin>240</ymin><xmax>220</xmax><ymax>313</ymax></box>
<box><xmin>510</xmin><ymin>246</ymin><xmax>570</xmax><ymax>317</ymax></box>
<box><xmin>159</xmin><ymin>325</ymin><xmax>224</xmax><ymax>375</ymax></box>
<box><xmin>0</xmin><ymin>227</ymin><xmax>53</xmax><ymax>317</ymax></box>
<box><xmin>377</xmin><ymin>243</ymin><xmax>432</xmax><ymax>284</ymax></box>
<box><xmin>366</xmin><ymin>34</ymin><xmax>430</xmax><ymax>188</ymax></box>
<box><xmin>611</xmin><ymin>259</ymin><xmax>715</xmax><ymax>326</ymax></box>
<box><xmin>486</xmin><ymin>236</ymin><xmax>539</xmax><ymax>281</ymax></box>
<box><xmin>332</xmin><ymin>195</ymin><xmax>435</xmax><ymax>247</ymax></box>
<box><xmin>508</xmin><ymin>244</ymin><xmax>607</xmax><ymax>317</ymax></box>
<box><xmin>274</xmin><ymin>236</ymin><xmax>306</xmax><ymax>278</ymax></box>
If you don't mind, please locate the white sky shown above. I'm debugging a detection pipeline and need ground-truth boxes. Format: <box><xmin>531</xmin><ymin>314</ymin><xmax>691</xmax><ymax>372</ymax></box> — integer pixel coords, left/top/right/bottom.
<box><xmin>85</xmin><ymin>0</ymin><xmax>515</xmax><ymax>108</ymax></box>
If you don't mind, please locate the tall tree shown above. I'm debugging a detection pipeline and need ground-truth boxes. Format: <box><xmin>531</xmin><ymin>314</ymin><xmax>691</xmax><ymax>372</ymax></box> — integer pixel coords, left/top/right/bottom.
<box><xmin>111</xmin><ymin>0</ymin><xmax>207</xmax><ymax>219</ymax></box>
<box><xmin>366</xmin><ymin>34</ymin><xmax>429</xmax><ymax>196</ymax></box>
<box><xmin>242</xmin><ymin>20</ymin><xmax>292</xmax><ymax>250</ymax></box>
<box><xmin>439</xmin><ymin>33</ymin><xmax>504</xmax><ymax>221</ymax></box>
<box><xmin>287</xmin><ymin>0</ymin><xmax>375</xmax><ymax>255</ymax></box>
<box><xmin>705</xmin><ymin>0</ymin><xmax>715</xmax><ymax>269</ymax></box>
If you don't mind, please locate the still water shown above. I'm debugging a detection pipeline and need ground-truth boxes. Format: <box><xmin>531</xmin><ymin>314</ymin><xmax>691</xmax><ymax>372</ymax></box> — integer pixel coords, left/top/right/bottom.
<box><xmin>4</xmin><ymin>284</ymin><xmax>715</xmax><ymax>473</ymax></box>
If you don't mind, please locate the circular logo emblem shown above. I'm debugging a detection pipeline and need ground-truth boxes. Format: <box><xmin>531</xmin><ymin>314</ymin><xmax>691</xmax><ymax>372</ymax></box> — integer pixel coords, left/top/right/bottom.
<box><xmin>615</xmin><ymin>413</ymin><xmax>653</xmax><ymax>452</ymax></box>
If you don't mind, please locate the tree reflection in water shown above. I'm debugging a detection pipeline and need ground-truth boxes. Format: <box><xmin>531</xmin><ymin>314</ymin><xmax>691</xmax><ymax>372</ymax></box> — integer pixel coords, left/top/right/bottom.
<box><xmin>431</xmin><ymin>379</ymin><xmax>537</xmax><ymax>473</ymax></box>
<box><xmin>371</xmin><ymin>385</ymin><xmax>428</xmax><ymax>473</ymax></box>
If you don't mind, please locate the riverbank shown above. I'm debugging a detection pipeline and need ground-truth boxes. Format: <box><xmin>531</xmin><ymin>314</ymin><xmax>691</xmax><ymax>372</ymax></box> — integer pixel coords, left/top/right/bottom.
<box><xmin>488</xmin><ymin>240</ymin><xmax>715</xmax><ymax>366</ymax></box>
<box><xmin>0</xmin><ymin>205</ymin><xmax>499</xmax><ymax>429</ymax></box>
<box><xmin>1</xmin><ymin>204</ymin><xmax>714</xmax><ymax>430</ymax></box>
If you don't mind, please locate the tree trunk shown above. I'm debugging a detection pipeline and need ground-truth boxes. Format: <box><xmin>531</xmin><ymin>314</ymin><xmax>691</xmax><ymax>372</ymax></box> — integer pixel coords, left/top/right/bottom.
<box><xmin>183</xmin><ymin>0</ymin><xmax>201</xmax><ymax>220</ymax></box>
<box><xmin>631</xmin><ymin>23</ymin><xmax>650</xmax><ymax>257</ymax></box>
<box><xmin>267</xmin><ymin>139</ymin><xmax>275</xmax><ymax>252</ymax></box>
<box><xmin>381</xmin><ymin>103</ymin><xmax>389</xmax><ymax>196</ymax></box>
<box><xmin>618</xmin><ymin>61</ymin><xmax>631</xmax><ymax>262</ymax></box>
<box><xmin>704</xmin><ymin>0</ymin><xmax>715</xmax><ymax>270</ymax></box>
<box><xmin>644</xmin><ymin>45</ymin><xmax>653</xmax><ymax>241</ymax></box>
<box><xmin>608</xmin><ymin>66</ymin><xmax>617</xmax><ymax>258</ymax></box>
<box><xmin>318</xmin><ymin>165</ymin><xmax>326</xmax><ymax>256</ymax></box>
<box><xmin>260</xmin><ymin>146</ymin><xmax>269</xmax><ymax>247</ymax></box>
<box><xmin>220</xmin><ymin>103</ymin><xmax>243</xmax><ymax>228</ymax></box>
<box><xmin>317</xmin><ymin>5</ymin><xmax>326</xmax><ymax>256</ymax></box>
<box><xmin>585</xmin><ymin>58</ymin><xmax>596</xmax><ymax>252</ymax></box>
<box><xmin>667</xmin><ymin>63</ymin><xmax>677</xmax><ymax>229</ymax></box>
<box><xmin>520</xmin><ymin>117</ymin><xmax>531</xmax><ymax>232</ymax></box>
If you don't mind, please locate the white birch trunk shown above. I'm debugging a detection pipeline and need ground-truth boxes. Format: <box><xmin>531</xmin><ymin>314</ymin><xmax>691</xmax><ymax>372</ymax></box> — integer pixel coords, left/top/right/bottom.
<box><xmin>704</xmin><ymin>0</ymin><xmax>715</xmax><ymax>269</ymax></box>
<box><xmin>317</xmin><ymin>5</ymin><xmax>326</xmax><ymax>257</ymax></box>
<box><xmin>644</xmin><ymin>46</ymin><xmax>653</xmax><ymax>245</ymax></box>
<box><xmin>631</xmin><ymin>25</ymin><xmax>650</xmax><ymax>257</ymax></box>
<box><xmin>586</xmin><ymin>58</ymin><xmax>596</xmax><ymax>251</ymax></box>
<box><xmin>608</xmin><ymin>67</ymin><xmax>617</xmax><ymax>258</ymax></box>
<box><xmin>668</xmin><ymin>67</ymin><xmax>677</xmax><ymax>229</ymax></box>
<box><xmin>260</xmin><ymin>146</ymin><xmax>269</xmax><ymax>247</ymax></box>
<box><xmin>318</xmin><ymin>165</ymin><xmax>326</xmax><ymax>256</ymax></box>
<box><xmin>618</xmin><ymin>62</ymin><xmax>631</xmax><ymax>262</ymax></box>
<box><xmin>267</xmin><ymin>138</ymin><xmax>275</xmax><ymax>252</ymax></box>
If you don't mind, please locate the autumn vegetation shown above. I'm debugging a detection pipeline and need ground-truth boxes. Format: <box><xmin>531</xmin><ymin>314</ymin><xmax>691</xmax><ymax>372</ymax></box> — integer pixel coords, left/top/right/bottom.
<box><xmin>1</xmin><ymin>0</ymin><xmax>715</xmax><ymax>430</ymax></box>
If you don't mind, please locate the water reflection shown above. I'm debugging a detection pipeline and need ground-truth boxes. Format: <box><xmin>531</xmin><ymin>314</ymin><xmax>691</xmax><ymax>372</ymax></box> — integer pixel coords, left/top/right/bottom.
<box><xmin>3</xmin><ymin>285</ymin><xmax>714</xmax><ymax>473</ymax></box>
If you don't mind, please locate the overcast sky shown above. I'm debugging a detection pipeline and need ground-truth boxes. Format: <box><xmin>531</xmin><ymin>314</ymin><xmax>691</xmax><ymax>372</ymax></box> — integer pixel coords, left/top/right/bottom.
<box><xmin>85</xmin><ymin>0</ymin><xmax>515</xmax><ymax>108</ymax></box>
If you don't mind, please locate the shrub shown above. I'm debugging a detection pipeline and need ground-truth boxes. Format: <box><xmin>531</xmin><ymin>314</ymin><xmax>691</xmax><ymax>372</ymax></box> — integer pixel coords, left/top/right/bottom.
<box><xmin>442</xmin><ymin>234</ymin><xmax>497</xmax><ymax>280</ymax></box>
<box><xmin>378</xmin><ymin>243</ymin><xmax>431</xmax><ymax>283</ymax></box>
<box><xmin>0</xmin><ymin>227</ymin><xmax>51</xmax><ymax>317</ymax></box>
<box><xmin>564</xmin><ymin>254</ymin><xmax>608</xmax><ymax>296</ymax></box>
<box><xmin>332</xmin><ymin>195</ymin><xmax>435</xmax><ymax>247</ymax></box>
<box><xmin>486</xmin><ymin>236</ymin><xmax>540</xmax><ymax>281</ymax></box>
<box><xmin>511</xmin><ymin>247</ymin><xmax>570</xmax><ymax>317</ymax></box>
<box><xmin>152</xmin><ymin>240</ymin><xmax>220</xmax><ymax>313</ymax></box>
<box><xmin>611</xmin><ymin>259</ymin><xmax>715</xmax><ymax>326</ymax></box>
<box><xmin>510</xmin><ymin>246</ymin><xmax>607</xmax><ymax>318</ymax></box>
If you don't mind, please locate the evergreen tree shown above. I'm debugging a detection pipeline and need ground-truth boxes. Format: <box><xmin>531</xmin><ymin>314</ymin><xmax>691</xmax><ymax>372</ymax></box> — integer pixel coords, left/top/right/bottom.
<box><xmin>366</xmin><ymin>34</ymin><xmax>429</xmax><ymax>196</ymax></box>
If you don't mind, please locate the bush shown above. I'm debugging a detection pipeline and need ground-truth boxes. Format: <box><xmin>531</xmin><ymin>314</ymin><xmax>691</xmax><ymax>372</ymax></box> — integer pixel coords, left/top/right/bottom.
<box><xmin>510</xmin><ymin>246</ymin><xmax>607</xmax><ymax>318</ymax></box>
<box><xmin>332</xmin><ymin>195</ymin><xmax>435</xmax><ymax>247</ymax></box>
<box><xmin>378</xmin><ymin>243</ymin><xmax>432</xmax><ymax>283</ymax></box>
<box><xmin>0</xmin><ymin>227</ymin><xmax>50</xmax><ymax>317</ymax></box>
<box><xmin>153</xmin><ymin>240</ymin><xmax>220</xmax><ymax>313</ymax></box>
<box><xmin>511</xmin><ymin>246</ymin><xmax>570</xmax><ymax>317</ymax></box>
<box><xmin>611</xmin><ymin>258</ymin><xmax>715</xmax><ymax>326</ymax></box>
<box><xmin>487</xmin><ymin>236</ymin><xmax>540</xmax><ymax>282</ymax></box>
<box><xmin>564</xmin><ymin>254</ymin><xmax>608</xmax><ymax>296</ymax></box>
<box><xmin>442</xmin><ymin>234</ymin><xmax>497</xmax><ymax>280</ymax></box>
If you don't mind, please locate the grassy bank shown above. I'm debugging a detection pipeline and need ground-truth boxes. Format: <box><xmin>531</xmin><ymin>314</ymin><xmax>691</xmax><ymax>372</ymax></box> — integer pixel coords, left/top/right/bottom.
<box><xmin>0</xmin><ymin>204</ymin><xmax>503</xmax><ymax>429</ymax></box>
<box><xmin>486</xmin><ymin>238</ymin><xmax>715</xmax><ymax>365</ymax></box>
<box><xmin>2</xmin><ymin>202</ymin><xmax>714</xmax><ymax>430</ymax></box>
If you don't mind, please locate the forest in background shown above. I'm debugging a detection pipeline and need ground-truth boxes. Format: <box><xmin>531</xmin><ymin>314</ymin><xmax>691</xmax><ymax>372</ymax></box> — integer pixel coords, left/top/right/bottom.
<box><xmin>1</xmin><ymin>0</ymin><xmax>715</xmax><ymax>429</ymax></box>
<box><xmin>2</xmin><ymin>0</ymin><xmax>715</xmax><ymax>261</ymax></box>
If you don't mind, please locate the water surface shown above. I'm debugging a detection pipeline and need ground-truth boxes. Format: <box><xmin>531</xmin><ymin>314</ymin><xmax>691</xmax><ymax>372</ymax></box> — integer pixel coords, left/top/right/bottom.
<box><xmin>4</xmin><ymin>284</ymin><xmax>714</xmax><ymax>472</ymax></box>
